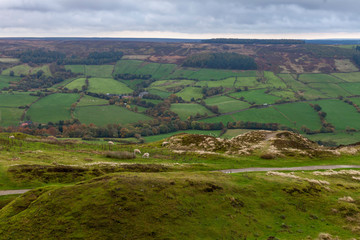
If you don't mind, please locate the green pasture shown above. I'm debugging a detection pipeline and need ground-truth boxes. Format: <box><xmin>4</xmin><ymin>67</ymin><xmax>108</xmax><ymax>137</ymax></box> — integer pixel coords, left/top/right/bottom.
<box><xmin>88</xmin><ymin>78</ymin><xmax>133</xmax><ymax>94</ymax></box>
<box><xmin>201</xmin><ymin>107</ymin><xmax>292</xmax><ymax>128</ymax></box>
<box><xmin>189</xmin><ymin>69</ymin><xmax>257</xmax><ymax>81</ymax></box>
<box><xmin>275</xmin><ymin>102</ymin><xmax>322</xmax><ymax>130</ymax></box>
<box><xmin>299</xmin><ymin>73</ymin><xmax>343</xmax><ymax>83</ymax></box>
<box><xmin>147</xmin><ymin>89</ymin><xmax>171</xmax><ymax>98</ymax></box>
<box><xmin>64</xmin><ymin>78</ymin><xmax>86</xmax><ymax>90</ymax></box>
<box><xmin>233</xmin><ymin>77</ymin><xmax>258</xmax><ymax>88</ymax></box>
<box><xmin>308</xmin><ymin>83</ymin><xmax>351</xmax><ymax>97</ymax></box>
<box><xmin>120</xmin><ymin>79</ymin><xmax>144</xmax><ymax>89</ymax></box>
<box><xmin>65</xmin><ymin>65</ymin><xmax>85</xmax><ymax>75</ymax></box>
<box><xmin>2</xmin><ymin>64</ymin><xmax>32</xmax><ymax>76</ymax></box>
<box><xmin>170</xmin><ymin>103</ymin><xmax>213</xmax><ymax>120</ymax></box>
<box><xmin>75</xmin><ymin>105</ymin><xmax>152</xmax><ymax>126</ymax></box>
<box><xmin>338</xmin><ymin>82</ymin><xmax>360</xmax><ymax>95</ymax></box>
<box><xmin>0</xmin><ymin>107</ymin><xmax>23</xmax><ymax>126</ymax></box>
<box><xmin>0</xmin><ymin>93</ymin><xmax>38</xmax><ymax>107</ymax></box>
<box><xmin>26</xmin><ymin>93</ymin><xmax>80</xmax><ymax>123</ymax></box>
<box><xmin>113</xmin><ymin>60</ymin><xmax>144</xmax><ymax>75</ymax></box>
<box><xmin>263</xmin><ymin>71</ymin><xmax>287</xmax><ymax>88</ymax></box>
<box><xmin>312</xmin><ymin>99</ymin><xmax>360</xmax><ymax>130</ymax></box>
<box><xmin>331</xmin><ymin>72</ymin><xmax>360</xmax><ymax>82</ymax></box>
<box><xmin>135</xmin><ymin>62</ymin><xmax>176</xmax><ymax>79</ymax></box>
<box><xmin>229</xmin><ymin>89</ymin><xmax>281</xmax><ymax>104</ymax></box>
<box><xmin>77</xmin><ymin>95</ymin><xmax>108</xmax><ymax>107</ymax></box>
<box><xmin>0</xmin><ymin>75</ymin><xmax>21</xmax><ymax>89</ymax></box>
<box><xmin>196</xmin><ymin>78</ymin><xmax>235</xmax><ymax>88</ymax></box>
<box><xmin>150</xmin><ymin>80</ymin><xmax>195</xmax><ymax>92</ymax></box>
<box><xmin>176</xmin><ymin>87</ymin><xmax>203</xmax><ymax>101</ymax></box>
<box><xmin>85</xmin><ymin>65</ymin><xmax>114</xmax><ymax>78</ymax></box>
<box><xmin>204</xmin><ymin>95</ymin><xmax>250</xmax><ymax>113</ymax></box>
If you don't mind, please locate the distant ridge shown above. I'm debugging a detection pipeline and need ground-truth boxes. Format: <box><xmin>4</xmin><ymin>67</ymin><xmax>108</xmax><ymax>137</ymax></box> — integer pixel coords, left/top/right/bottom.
<box><xmin>0</xmin><ymin>37</ymin><xmax>202</xmax><ymax>43</ymax></box>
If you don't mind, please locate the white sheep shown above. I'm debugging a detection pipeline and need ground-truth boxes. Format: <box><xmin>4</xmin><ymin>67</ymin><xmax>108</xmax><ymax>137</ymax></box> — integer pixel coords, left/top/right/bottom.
<box><xmin>142</xmin><ymin>153</ymin><xmax>149</xmax><ymax>158</ymax></box>
<box><xmin>108</xmin><ymin>141</ymin><xmax>114</xmax><ymax>145</ymax></box>
<box><xmin>9</xmin><ymin>135</ymin><xmax>15</xmax><ymax>139</ymax></box>
<box><xmin>162</xmin><ymin>141</ymin><xmax>169</xmax><ymax>146</ymax></box>
<box><xmin>134</xmin><ymin>149</ymin><xmax>141</xmax><ymax>154</ymax></box>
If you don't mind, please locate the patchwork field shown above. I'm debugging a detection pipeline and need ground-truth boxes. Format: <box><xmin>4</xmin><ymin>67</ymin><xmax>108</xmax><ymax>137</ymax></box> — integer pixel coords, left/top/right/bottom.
<box><xmin>2</xmin><ymin>64</ymin><xmax>52</xmax><ymax>76</ymax></box>
<box><xmin>176</xmin><ymin>87</ymin><xmax>203</xmax><ymax>101</ymax></box>
<box><xmin>312</xmin><ymin>99</ymin><xmax>360</xmax><ymax>130</ymax></box>
<box><xmin>338</xmin><ymin>83</ymin><xmax>360</xmax><ymax>95</ymax></box>
<box><xmin>0</xmin><ymin>107</ymin><xmax>23</xmax><ymax>126</ymax></box>
<box><xmin>64</xmin><ymin>78</ymin><xmax>86</xmax><ymax>90</ymax></box>
<box><xmin>196</xmin><ymin>78</ymin><xmax>235</xmax><ymax>88</ymax></box>
<box><xmin>0</xmin><ymin>93</ymin><xmax>38</xmax><ymax>107</ymax></box>
<box><xmin>332</xmin><ymin>72</ymin><xmax>360</xmax><ymax>82</ymax></box>
<box><xmin>204</xmin><ymin>95</ymin><xmax>250</xmax><ymax>113</ymax></box>
<box><xmin>77</xmin><ymin>95</ymin><xmax>108</xmax><ymax>107</ymax></box>
<box><xmin>88</xmin><ymin>78</ymin><xmax>133</xmax><ymax>94</ymax></box>
<box><xmin>75</xmin><ymin>105</ymin><xmax>152</xmax><ymax>126</ymax></box>
<box><xmin>26</xmin><ymin>93</ymin><xmax>80</xmax><ymax>123</ymax></box>
<box><xmin>229</xmin><ymin>89</ymin><xmax>281</xmax><ymax>104</ymax></box>
<box><xmin>170</xmin><ymin>103</ymin><xmax>213</xmax><ymax>120</ymax></box>
<box><xmin>298</xmin><ymin>73</ymin><xmax>343</xmax><ymax>83</ymax></box>
<box><xmin>150</xmin><ymin>80</ymin><xmax>195</xmax><ymax>92</ymax></box>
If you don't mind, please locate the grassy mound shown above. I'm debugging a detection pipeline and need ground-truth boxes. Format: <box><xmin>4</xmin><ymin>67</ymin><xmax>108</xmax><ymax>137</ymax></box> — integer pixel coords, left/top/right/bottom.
<box><xmin>0</xmin><ymin>171</ymin><xmax>359</xmax><ymax>239</ymax></box>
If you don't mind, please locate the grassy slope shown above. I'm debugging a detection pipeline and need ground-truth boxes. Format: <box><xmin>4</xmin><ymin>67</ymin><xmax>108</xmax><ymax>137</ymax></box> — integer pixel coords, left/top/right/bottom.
<box><xmin>75</xmin><ymin>105</ymin><xmax>152</xmax><ymax>126</ymax></box>
<box><xmin>88</xmin><ymin>78</ymin><xmax>133</xmax><ymax>94</ymax></box>
<box><xmin>0</xmin><ymin>93</ymin><xmax>38</xmax><ymax>107</ymax></box>
<box><xmin>0</xmin><ymin>171</ymin><xmax>358</xmax><ymax>239</ymax></box>
<box><xmin>176</xmin><ymin>87</ymin><xmax>203</xmax><ymax>101</ymax></box>
<box><xmin>204</xmin><ymin>95</ymin><xmax>250</xmax><ymax>113</ymax></box>
<box><xmin>26</xmin><ymin>93</ymin><xmax>80</xmax><ymax>123</ymax></box>
<box><xmin>170</xmin><ymin>103</ymin><xmax>213</xmax><ymax>120</ymax></box>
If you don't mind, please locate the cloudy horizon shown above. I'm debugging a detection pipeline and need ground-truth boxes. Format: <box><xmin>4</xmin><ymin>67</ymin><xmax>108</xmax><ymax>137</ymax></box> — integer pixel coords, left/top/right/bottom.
<box><xmin>2</xmin><ymin>0</ymin><xmax>360</xmax><ymax>39</ymax></box>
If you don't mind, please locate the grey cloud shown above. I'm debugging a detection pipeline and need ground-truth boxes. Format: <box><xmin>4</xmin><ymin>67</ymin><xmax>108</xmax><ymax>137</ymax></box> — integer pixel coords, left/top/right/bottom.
<box><xmin>0</xmin><ymin>0</ymin><xmax>359</xmax><ymax>36</ymax></box>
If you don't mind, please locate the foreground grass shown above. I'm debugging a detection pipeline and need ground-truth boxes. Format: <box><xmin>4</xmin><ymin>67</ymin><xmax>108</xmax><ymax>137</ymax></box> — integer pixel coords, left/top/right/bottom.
<box><xmin>0</xmin><ymin>171</ymin><xmax>359</xmax><ymax>239</ymax></box>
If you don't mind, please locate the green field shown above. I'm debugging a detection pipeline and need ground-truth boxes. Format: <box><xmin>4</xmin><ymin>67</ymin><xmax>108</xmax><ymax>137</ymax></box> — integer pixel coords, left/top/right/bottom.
<box><xmin>88</xmin><ymin>78</ymin><xmax>133</xmax><ymax>94</ymax></box>
<box><xmin>150</xmin><ymin>80</ymin><xmax>195</xmax><ymax>92</ymax></box>
<box><xmin>64</xmin><ymin>78</ymin><xmax>86</xmax><ymax>90</ymax></box>
<box><xmin>2</xmin><ymin>64</ymin><xmax>32</xmax><ymax>76</ymax></box>
<box><xmin>299</xmin><ymin>73</ymin><xmax>343</xmax><ymax>83</ymax></box>
<box><xmin>233</xmin><ymin>77</ymin><xmax>259</xmax><ymax>88</ymax></box>
<box><xmin>113</xmin><ymin>60</ymin><xmax>144</xmax><ymax>75</ymax></box>
<box><xmin>0</xmin><ymin>107</ymin><xmax>23</xmax><ymax>126</ymax></box>
<box><xmin>147</xmin><ymin>89</ymin><xmax>171</xmax><ymax>98</ymax></box>
<box><xmin>188</xmin><ymin>69</ymin><xmax>256</xmax><ymax>80</ymax></box>
<box><xmin>170</xmin><ymin>103</ymin><xmax>213</xmax><ymax>120</ymax></box>
<box><xmin>263</xmin><ymin>71</ymin><xmax>287</xmax><ymax>88</ymax></box>
<box><xmin>143</xmin><ymin>130</ymin><xmax>222</xmax><ymax>142</ymax></box>
<box><xmin>312</xmin><ymin>99</ymin><xmax>360</xmax><ymax>130</ymax></box>
<box><xmin>176</xmin><ymin>87</ymin><xmax>203</xmax><ymax>101</ymax></box>
<box><xmin>65</xmin><ymin>65</ymin><xmax>85</xmax><ymax>75</ymax></box>
<box><xmin>275</xmin><ymin>102</ymin><xmax>322</xmax><ymax>130</ymax></box>
<box><xmin>201</xmin><ymin>107</ymin><xmax>292</xmax><ymax>128</ymax></box>
<box><xmin>65</xmin><ymin>65</ymin><xmax>114</xmax><ymax>78</ymax></box>
<box><xmin>0</xmin><ymin>75</ymin><xmax>21</xmax><ymax>89</ymax></box>
<box><xmin>2</xmin><ymin>64</ymin><xmax>51</xmax><ymax>77</ymax></box>
<box><xmin>332</xmin><ymin>72</ymin><xmax>360</xmax><ymax>82</ymax></box>
<box><xmin>338</xmin><ymin>82</ymin><xmax>360</xmax><ymax>95</ymax></box>
<box><xmin>77</xmin><ymin>95</ymin><xmax>108</xmax><ymax>107</ymax></box>
<box><xmin>204</xmin><ymin>95</ymin><xmax>250</xmax><ymax>113</ymax></box>
<box><xmin>308</xmin><ymin>83</ymin><xmax>351</xmax><ymax>97</ymax></box>
<box><xmin>0</xmin><ymin>93</ymin><xmax>38</xmax><ymax>107</ymax></box>
<box><xmin>75</xmin><ymin>105</ymin><xmax>152</xmax><ymax>126</ymax></box>
<box><xmin>196</xmin><ymin>78</ymin><xmax>235</xmax><ymax>88</ymax></box>
<box><xmin>229</xmin><ymin>89</ymin><xmax>281</xmax><ymax>104</ymax></box>
<box><xmin>26</xmin><ymin>93</ymin><xmax>80</xmax><ymax>123</ymax></box>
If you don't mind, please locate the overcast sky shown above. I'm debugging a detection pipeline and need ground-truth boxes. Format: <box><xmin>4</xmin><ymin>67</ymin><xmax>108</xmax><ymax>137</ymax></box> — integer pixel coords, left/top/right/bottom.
<box><xmin>1</xmin><ymin>0</ymin><xmax>360</xmax><ymax>39</ymax></box>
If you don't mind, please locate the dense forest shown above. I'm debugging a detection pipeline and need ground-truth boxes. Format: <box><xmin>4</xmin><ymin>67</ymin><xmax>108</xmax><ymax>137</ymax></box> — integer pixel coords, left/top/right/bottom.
<box><xmin>202</xmin><ymin>38</ymin><xmax>305</xmax><ymax>44</ymax></box>
<box><xmin>182</xmin><ymin>52</ymin><xmax>257</xmax><ymax>70</ymax></box>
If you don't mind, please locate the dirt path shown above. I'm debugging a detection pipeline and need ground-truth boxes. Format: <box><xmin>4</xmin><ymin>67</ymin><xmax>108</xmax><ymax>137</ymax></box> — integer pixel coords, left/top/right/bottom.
<box><xmin>0</xmin><ymin>189</ymin><xmax>31</xmax><ymax>196</ymax></box>
<box><xmin>219</xmin><ymin>165</ymin><xmax>360</xmax><ymax>173</ymax></box>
